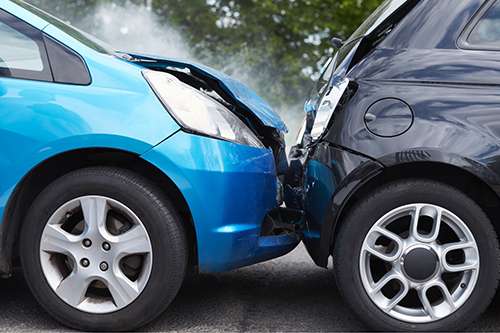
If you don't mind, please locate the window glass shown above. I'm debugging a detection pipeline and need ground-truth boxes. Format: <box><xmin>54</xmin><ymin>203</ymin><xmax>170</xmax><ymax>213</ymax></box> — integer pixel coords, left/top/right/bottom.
<box><xmin>348</xmin><ymin>0</ymin><xmax>407</xmax><ymax>42</ymax></box>
<box><xmin>44</xmin><ymin>35</ymin><xmax>91</xmax><ymax>85</ymax></box>
<box><xmin>0</xmin><ymin>9</ymin><xmax>51</xmax><ymax>81</ymax></box>
<box><xmin>316</xmin><ymin>57</ymin><xmax>335</xmax><ymax>95</ymax></box>
<box><xmin>468</xmin><ymin>0</ymin><xmax>500</xmax><ymax>46</ymax></box>
<box><xmin>0</xmin><ymin>20</ymin><xmax>43</xmax><ymax>71</ymax></box>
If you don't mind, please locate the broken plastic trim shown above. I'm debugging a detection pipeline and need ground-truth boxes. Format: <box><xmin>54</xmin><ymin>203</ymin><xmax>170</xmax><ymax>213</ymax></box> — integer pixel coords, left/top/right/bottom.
<box><xmin>260</xmin><ymin>207</ymin><xmax>304</xmax><ymax>237</ymax></box>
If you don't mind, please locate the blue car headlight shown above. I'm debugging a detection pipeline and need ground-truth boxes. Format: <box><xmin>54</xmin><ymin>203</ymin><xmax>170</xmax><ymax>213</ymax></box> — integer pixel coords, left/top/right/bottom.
<box><xmin>144</xmin><ymin>70</ymin><xmax>263</xmax><ymax>148</ymax></box>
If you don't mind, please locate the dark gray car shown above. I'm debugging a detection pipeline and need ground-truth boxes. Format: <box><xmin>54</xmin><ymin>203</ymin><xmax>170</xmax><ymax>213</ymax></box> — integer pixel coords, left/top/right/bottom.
<box><xmin>287</xmin><ymin>0</ymin><xmax>500</xmax><ymax>330</ymax></box>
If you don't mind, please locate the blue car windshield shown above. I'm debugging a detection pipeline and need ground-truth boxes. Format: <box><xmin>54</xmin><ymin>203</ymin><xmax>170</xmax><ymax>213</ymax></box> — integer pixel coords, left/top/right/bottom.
<box><xmin>12</xmin><ymin>0</ymin><xmax>114</xmax><ymax>54</ymax></box>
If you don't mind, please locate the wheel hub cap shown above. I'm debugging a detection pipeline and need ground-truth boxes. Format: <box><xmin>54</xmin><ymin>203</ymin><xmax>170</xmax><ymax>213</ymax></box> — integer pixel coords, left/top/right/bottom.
<box><xmin>39</xmin><ymin>196</ymin><xmax>153</xmax><ymax>314</ymax></box>
<box><xmin>402</xmin><ymin>246</ymin><xmax>438</xmax><ymax>282</ymax></box>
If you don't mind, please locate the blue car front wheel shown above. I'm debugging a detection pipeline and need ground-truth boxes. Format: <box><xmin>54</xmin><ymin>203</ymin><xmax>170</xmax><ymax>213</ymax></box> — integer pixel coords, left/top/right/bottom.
<box><xmin>20</xmin><ymin>167</ymin><xmax>188</xmax><ymax>331</ymax></box>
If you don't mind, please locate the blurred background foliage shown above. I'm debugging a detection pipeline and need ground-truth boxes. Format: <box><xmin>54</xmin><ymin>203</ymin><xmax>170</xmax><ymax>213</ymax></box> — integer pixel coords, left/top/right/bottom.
<box><xmin>26</xmin><ymin>0</ymin><xmax>382</xmax><ymax>109</ymax></box>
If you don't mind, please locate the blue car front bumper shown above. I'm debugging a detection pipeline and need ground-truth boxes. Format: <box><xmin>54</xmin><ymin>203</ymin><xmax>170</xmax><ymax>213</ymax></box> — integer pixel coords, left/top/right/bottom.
<box><xmin>142</xmin><ymin>130</ymin><xmax>299</xmax><ymax>272</ymax></box>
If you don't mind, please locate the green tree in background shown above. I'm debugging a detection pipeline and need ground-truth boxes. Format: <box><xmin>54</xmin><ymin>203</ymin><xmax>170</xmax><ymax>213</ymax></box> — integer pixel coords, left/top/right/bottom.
<box><xmin>27</xmin><ymin>0</ymin><xmax>382</xmax><ymax>108</ymax></box>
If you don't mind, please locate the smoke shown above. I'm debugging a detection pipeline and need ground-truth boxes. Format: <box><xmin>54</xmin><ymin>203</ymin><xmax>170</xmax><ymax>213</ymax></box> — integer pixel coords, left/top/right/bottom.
<box><xmin>78</xmin><ymin>3</ymin><xmax>304</xmax><ymax>145</ymax></box>
<box><xmin>80</xmin><ymin>3</ymin><xmax>193</xmax><ymax>60</ymax></box>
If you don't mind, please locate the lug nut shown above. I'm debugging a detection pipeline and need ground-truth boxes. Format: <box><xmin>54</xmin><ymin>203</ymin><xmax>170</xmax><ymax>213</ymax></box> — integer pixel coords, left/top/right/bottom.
<box><xmin>83</xmin><ymin>239</ymin><xmax>92</xmax><ymax>248</ymax></box>
<box><xmin>102</xmin><ymin>242</ymin><xmax>111</xmax><ymax>251</ymax></box>
<box><xmin>80</xmin><ymin>258</ymin><xmax>90</xmax><ymax>268</ymax></box>
<box><xmin>99</xmin><ymin>262</ymin><xmax>109</xmax><ymax>272</ymax></box>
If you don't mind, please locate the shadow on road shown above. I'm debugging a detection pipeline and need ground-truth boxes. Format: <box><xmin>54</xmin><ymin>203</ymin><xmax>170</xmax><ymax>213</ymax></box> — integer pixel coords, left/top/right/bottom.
<box><xmin>0</xmin><ymin>245</ymin><xmax>499</xmax><ymax>332</ymax></box>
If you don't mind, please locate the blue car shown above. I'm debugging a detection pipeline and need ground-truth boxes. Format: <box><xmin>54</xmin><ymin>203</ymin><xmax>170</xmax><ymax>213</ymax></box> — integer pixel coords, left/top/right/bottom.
<box><xmin>0</xmin><ymin>1</ymin><xmax>300</xmax><ymax>330</ymax></box>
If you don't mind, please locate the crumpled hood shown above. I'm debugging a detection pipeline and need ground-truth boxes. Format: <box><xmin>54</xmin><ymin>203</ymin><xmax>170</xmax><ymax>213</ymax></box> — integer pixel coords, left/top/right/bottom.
<box><xmin>125</xmin><ymin>53</ymin><xmax>287</xmax><ymax>133</ymax></box>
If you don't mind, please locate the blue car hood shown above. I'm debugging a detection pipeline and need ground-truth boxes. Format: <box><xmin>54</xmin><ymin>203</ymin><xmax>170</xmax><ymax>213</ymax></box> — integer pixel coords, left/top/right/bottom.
<box><xmin>126</xmin><ymin>53</ymin><xmax>287</xmax><ymax>133</ymax></box>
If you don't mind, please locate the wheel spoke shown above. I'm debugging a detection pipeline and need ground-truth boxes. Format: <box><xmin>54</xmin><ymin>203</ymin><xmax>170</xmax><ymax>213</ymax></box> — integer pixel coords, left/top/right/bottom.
<box><xmin>410</xmin><ymin>205</ymin><xmax>421</xmax><ymax>239</ymax></box>
<box><xmin>441</xmin><ymin>241</ymin><xmax>479</xmax><ymax>272</ymax></box>
<box><xmin>56</xmin><ymin>272</ymin><xmax>90</xmax><ymax>307</ymax></box>
<box><xmin>114</xmin><ymin>225</ymin><xmax>151</xmax><ymax>257</ymax></box>
<box><xmin>411</xmin><ymin>205</ymin><xmax>442</xmax><ymax>242</ymax></box>
<box><xmin>443</xmin><ymin>260</ymin><xmax>478</xmax><ymax>273</ymax></box>
<box><xmin>419</xmin><ymin>280</ymin><xmax>456</xmax><ymax>320</ymax></box>
<box><xmin>40</xmin><ymin>224</ymin><xmax>79</xmax><ymax>255</ymax></box>
<box><xmin>435</xmin><ymin>280</ymin><xmax>456</xmax><ymax>311</ymax></box>
<box><xmin>418</xmin><ymin>287</ymin><xmax>437</xmax><ymax>320</ymax></box>
<box><xmin>370</xmin><ymin>270</ymin><xmax>409</xmax><ymax>311</ymax></box>
<box><xmin>386</xmin><ymin>282</ymin><xmax>410</xmax><ymax>311</ymax></box>
<box><xmin>364</xmin><ymin>226</ymin><xmax>403</xmax><ymax>262</ymax></box>
<box><xmin>372</xmin><ymin>270</ymin><xmax>401</xmax><ymax>293</ymax></box>
<box><xmin>104</xmin><ymin>272</ymin><xmax>140</xmax><ymax>308</ymax></box>
<box><xmin>80</xmin><ymin>197</ymin><xmax>109</xmax><ymax>238</ymax></box>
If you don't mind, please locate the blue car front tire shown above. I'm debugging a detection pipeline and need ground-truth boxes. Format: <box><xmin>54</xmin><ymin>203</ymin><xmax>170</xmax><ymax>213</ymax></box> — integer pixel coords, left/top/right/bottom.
<box><xmin>20</xmin><ymin>167</ymin><xmax>188</xmax><ymax>331</ymax></box>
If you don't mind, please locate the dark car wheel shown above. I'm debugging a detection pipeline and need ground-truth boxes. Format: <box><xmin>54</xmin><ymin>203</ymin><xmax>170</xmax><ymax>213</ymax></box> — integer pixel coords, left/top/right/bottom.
<box><xmin>20</xmin><ymin>167</ymin><xmax>188</xmax><ymax>331</ymax></box>
<box><xmin>334</xmin><ymin>179</ymin><xmax>500</xmax><ymax>331</ymax></box>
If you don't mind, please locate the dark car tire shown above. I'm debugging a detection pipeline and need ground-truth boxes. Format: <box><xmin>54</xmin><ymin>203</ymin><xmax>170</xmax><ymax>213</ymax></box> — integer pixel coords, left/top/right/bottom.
<box><xmin>333</xmin><ymin>179</ymin><xmax>500</xmax><ymax>331</ymax></box>
<box><xmin>20</xmin><ymin>167</ymin><xmax>188</xmax><ymax>331</ymax></box>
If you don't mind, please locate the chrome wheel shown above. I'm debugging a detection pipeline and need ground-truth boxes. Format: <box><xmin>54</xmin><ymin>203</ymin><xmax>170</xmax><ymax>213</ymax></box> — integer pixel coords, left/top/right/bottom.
<box><xmin>360</xmin><ymin>204</ymin><xmax>479</xmax><ymax>323</ymax></box>
<box><xmin>40</xmin><ymin>196</ymin><xmax>153</xmax><ymax>314</ymax></box>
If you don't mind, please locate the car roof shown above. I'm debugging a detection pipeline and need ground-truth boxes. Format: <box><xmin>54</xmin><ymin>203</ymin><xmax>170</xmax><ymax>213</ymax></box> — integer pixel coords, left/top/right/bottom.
<box><xmin>1</xmin><ymin>0</ymin><xmax>50</xmax><ymax>30</ymax></box>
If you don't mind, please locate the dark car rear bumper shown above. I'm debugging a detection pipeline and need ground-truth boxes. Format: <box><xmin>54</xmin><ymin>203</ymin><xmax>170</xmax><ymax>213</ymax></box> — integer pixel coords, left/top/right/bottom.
<box><xmin>285</xmin><ymin>141</ymin><xmax>383</xmax><ymax>267</ymax></box>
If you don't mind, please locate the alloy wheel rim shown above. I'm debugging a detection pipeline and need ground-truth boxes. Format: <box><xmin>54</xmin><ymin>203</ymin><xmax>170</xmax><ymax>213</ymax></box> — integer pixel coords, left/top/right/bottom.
<box><xmin>359</xmin><ymin>204</ymin><xmax>479</xmax><ymax>323</ymax></box>
<box><xmin>40</xmin><ymin>196</ymin><xmax>153</xmax><ymax>314</ymax></box>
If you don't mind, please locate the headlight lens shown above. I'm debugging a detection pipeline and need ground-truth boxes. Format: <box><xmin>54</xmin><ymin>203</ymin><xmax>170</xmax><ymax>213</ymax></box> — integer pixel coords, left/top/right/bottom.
<box><xmin>144</xmin><ymin>70</ymin><xmax>263</xmax><ymax>148</ymax></box>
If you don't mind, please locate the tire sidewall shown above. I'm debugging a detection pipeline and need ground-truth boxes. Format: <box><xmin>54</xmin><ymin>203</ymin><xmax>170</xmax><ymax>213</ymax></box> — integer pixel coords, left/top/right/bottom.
<box><xmin>20</xmin><ymin>168</ymin><xmax>187</xmax><ymax>331</ymax></box>
<box><xmin>334</xmin><ymin>180</ymin><xmax>499</xmax><ymax>331</ymax></box>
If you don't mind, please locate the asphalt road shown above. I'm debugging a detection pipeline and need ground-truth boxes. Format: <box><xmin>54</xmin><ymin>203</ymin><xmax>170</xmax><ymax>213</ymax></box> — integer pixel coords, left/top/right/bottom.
<box><xmin>1</xmin><ymin>244</ymin><xmax>500</xmax><ymax>332</ymax></box>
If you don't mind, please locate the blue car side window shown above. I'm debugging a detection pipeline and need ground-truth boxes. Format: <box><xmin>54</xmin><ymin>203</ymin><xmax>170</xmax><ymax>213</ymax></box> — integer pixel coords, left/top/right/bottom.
<box><xmin>43</xmin><ymin>35</ymin><xmax>91</xmax><ymax>85</ymax></box>
<box><xmin>0</xmin><ymin>9</ymin><xmax>52</xmax><ymax>82</ymax></box>
<box><xmin>0</xmin><ymin>9</ymin><xmax>90</xmax><ymax>85</ymax></box>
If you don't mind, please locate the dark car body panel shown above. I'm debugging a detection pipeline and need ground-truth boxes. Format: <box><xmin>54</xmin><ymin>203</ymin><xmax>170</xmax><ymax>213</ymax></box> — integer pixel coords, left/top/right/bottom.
<box><xmin>381</xmin><ymin>0</ymin><xmax>482</xmax><ymax>50</ymax></box>
<box><xmin>291</xmin><ymin>0</ymin><xmax>500</xmax><ymax>267</ymax></box>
